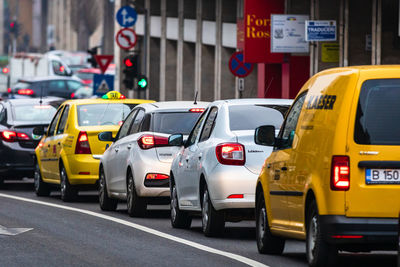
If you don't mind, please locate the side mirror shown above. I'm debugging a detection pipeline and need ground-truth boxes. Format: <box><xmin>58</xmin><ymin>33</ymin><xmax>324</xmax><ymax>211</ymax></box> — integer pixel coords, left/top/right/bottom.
<box><xmin>33</xmin><ymin>126</ymin><xmax>45</xmax><ymax>136</ymax></box>
<box><xmin>168</xmin><ymin>134</ymin><xmax>184</xmax><ymax>146</ymax></box>
<box><xmin>98</xmin><ymin>131</ymin><xmax>114</xmax><ymax>142</ymax></box>
<box><xmin>255</xmin><ymin>125</ymin><xmax>275</xmax><ymax>146</ymax></box>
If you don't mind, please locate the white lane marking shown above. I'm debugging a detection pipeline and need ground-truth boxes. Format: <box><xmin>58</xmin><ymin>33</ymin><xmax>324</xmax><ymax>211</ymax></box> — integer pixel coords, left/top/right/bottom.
<box><xmin>0</xmin><ymin>193</ymin><xmax>268</xmax><ymax>267</ymax></box>
<box><xmin>0</xmin><ymin>224</ymin><xmax>33</xmax><ymax>236</ymax></box>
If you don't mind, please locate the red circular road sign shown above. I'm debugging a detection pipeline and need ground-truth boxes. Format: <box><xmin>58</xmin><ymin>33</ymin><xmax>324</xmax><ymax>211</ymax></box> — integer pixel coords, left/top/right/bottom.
<box><xmin>228</xmin><ymin>51</ymin><xmax>254</xmax><ymax>78</ymax></box>
<box><xmin>115</xmin><ymin>28</ymin><xmax>137</xmax><ymax>50</ymax></box>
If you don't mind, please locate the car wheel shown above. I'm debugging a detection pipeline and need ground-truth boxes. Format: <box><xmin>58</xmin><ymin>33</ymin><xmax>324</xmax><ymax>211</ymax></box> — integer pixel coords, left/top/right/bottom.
<box><xmin>306</xmin><ymin>200</ymin><xmax>337</xmax><ymax>267</ymax></box>
<box><xmin>170</xmin><ymin>182</ymin><xmax>192</xmax><ymax>229</ymax></box>
<box><xmin>201</xmin><ymin>184</ymin><xmax>225</xmax><ymax>237</ymax></box>
<box><xmin>256</xmin><ymin>192</ymin><xmax>285</xmax><ymax>254</ymax></box>
<box><xmin>60</xmin><ymin>163</ymin><xmax>77</xmax><ymax>202</ymax></box>
<box><xmin>99</xmin><ymin>167</ymin><xmax>118</xmax><ymax>211</ymax></box>
<box><xmin>0</xmin><ymin>177</ymin><xmax>4</xmax><ymax>188</ymax></box>
<box><xmin>127</xmin><ymin>171</ymin><xmax>146</xmax><ymax>217</ymax></box>
<box><xmin>34</xmin><ymin>162</ymin><xmax>50</xmax><ymax>197</ymax></box>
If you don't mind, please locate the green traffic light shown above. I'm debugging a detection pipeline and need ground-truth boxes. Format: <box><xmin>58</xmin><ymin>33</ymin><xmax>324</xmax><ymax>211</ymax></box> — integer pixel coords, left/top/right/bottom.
<box><xmin>138</xmin><ymin>78</ymin><xmax>147</xmax><ymax>88</ymax></box>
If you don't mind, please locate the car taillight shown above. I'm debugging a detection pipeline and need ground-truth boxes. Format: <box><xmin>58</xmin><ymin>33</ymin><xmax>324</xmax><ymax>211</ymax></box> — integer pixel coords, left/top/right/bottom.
<box><xmin>145</xmin><ymin>173</ymin><xmax>169</xmax><ymax>180</ymax></box>
<box><xmin>71</xmin><ymin>92</ymin><xmax>75</xmax><ymax>98</ymax></box>
<box><xmin>18</xmin><ymin>89</ymin><xmax>34</xmax><ymax>95</ymax></box>
<box><xmin>189</xmin><ymin>108</ymin><xmax>205</xmax><ymax>113</ymax></box>
<box><xmin>137</xmin><ymin>135</ymin><xmax>168</xmax><ymax>149</ymax></box>
<box><xmin>75</xmin><ymin>131</ymin><xmax>92</xmax><ymax>154</ymax></box>
<box><xmin>0</xmin><ymin>130</ymin><xmax>30</xmax><ymax>142</ymax></box>
<box><xmin>331</xmin><ymin>156</ymin><xmax>350</xmax><ymax>191</ymax></box>
<box><xmin>215</xmin><ymin>143</ymin><xmax>245</xmax><ymax>165</ymax></box>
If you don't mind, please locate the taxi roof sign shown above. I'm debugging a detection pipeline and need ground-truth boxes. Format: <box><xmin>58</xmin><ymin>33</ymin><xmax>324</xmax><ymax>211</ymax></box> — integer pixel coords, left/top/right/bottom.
<box><xmin>102</xmin><ymin>91</ymin><xmax>125</xmax><ymax>100</ymax></box>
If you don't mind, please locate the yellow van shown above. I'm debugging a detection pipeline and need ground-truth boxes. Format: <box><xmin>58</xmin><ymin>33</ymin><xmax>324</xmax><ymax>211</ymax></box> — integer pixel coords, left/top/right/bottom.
<box><xmin>254</xmin><ymin>66</ymin><xmax>400</xmax><ymax>266</ymax></box>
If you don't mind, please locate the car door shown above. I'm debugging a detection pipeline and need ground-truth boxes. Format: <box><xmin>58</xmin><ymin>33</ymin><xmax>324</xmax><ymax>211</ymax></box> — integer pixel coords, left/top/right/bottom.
<box><xmin>106</xmin><ymin>109</ymin><xmax>138</xmax><ymax>193</ymax></box>
<box><xmin>176</xmin><ymin>109</ymin><xmax>208</xmax><ymax>209</ymax></box>
<box><xmin>268</xmin><ymin>93</ymin><xmax>306</xmax><ymax>229</ymax></box>
<box><xmin>40</xmin><ymin>105</ymin><xmax>64</xmax><ymax>180</ymax></box>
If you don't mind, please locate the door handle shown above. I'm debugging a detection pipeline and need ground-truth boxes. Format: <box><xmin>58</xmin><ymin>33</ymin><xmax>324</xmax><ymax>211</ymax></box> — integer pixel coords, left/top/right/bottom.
<box><xmin>127</xmin><ymin>144</ymin><xmax>132</xmax><ymax>149</ymax></box>
<box><xmin>198</xmin><ymin>153</ymin><xmax>203</xmax><ymax>159</ymax></box>
<box><xmin>58</xmin><ymin>142</ymin><xmax>61</xmax><ymax>146</ymax></box>
<box><xmin>47</xmin><ymin>144</ymin><xmax>50</xmax><ymax>147</ymax></box>
<box><xmin>267</xmin><ymin>164</ymin><xmax>271</xmax><ymax>169</ymax></box>
<box><xmin>281</xmin><ymin>166</ymin><xmax>287</xmax><ymax>171</ymax></box>
<box><xmin>115</xmin><ymin>147</ymin><xmax>119</xmax><ymax>152</ymax></box>
<box><xmin>185</xmin><ymin>157</ymin><xmax>189</xmax><ymax>162</ymax></box>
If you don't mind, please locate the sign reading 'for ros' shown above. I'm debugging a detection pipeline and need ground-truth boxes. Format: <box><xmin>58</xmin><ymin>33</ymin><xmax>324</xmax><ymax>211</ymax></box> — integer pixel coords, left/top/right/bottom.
<box><xmin>238</xmin><ymin>0</ymin><xmax>284</xmax><ymax>63</ymax></box>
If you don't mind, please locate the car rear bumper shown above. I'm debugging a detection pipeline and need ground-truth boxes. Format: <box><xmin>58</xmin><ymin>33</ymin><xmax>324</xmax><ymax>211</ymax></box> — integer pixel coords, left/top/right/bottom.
<box><xmin>134</xmin><ymin>159</ymin><xmax>171</xmax><ymax>198</ymax></box>
<box><xmin>207</xmin><ymin>165</ymin><xmax>257</xmax><ymax>210</ymax></box>
<box><xmin>65</xmin><ymin>154</ymin><xmax>100</xmax><ymax>185</ymax></box>
<box><xmin>0</xmin><ymin>144</ymin><xmax>35</xmax><ymax>178</ymax></box>
<box><xmin>321</xmin><ymin>215</ymin><xmax>398</xmax><ymax>250</ymax></box>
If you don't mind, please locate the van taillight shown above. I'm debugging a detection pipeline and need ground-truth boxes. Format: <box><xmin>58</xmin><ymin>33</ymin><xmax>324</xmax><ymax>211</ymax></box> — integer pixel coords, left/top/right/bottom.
<box><xmin>75</xmin><ymin>131</ymin><xmax>91</xmax><ymax>154</ymax></box>
<box><xmin>215</xmin><ymin>143</ymin><xmax>245</xmax><ymax>165</ymax></box>
<box><xmin>137</xmin><ymin>135</ymin><xmax>168</xmax><ymax>149</ymax></box>
<box><xmin>331</xmin><ymin>156</ymin><xmax>350</xmax><ymax>191</ymax></box>
<box><xmin>18</xmin><ymin>89</ymin><xmax>34</xmax><ymax>95</ymax></box>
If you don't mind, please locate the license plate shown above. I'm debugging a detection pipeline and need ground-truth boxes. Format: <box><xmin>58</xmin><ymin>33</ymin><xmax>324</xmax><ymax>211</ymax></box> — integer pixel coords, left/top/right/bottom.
<box><xmin>366</xmin><ymin>169</ymin><xmax>400</xmax><ymax>184</ymax></box>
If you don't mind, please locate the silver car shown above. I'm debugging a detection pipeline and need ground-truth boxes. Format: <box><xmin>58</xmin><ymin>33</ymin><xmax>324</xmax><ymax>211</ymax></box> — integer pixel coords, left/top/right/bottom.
<box><xmin>98</xmin><ymin>101</ymin><xmax>209</xmax><ymax>217</ymax></box>
<box><xmin>168</xmin><ymin>98</ymin><xmax>293</xmax><ymax>236</ymax></box>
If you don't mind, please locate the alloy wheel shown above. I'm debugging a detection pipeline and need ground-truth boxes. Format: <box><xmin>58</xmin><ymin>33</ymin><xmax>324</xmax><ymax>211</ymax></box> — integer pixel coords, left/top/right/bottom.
<box><xmin>171</xmin><ymin>185</ymin><xmax>178</xmax><ymax>222</ymax></box>
<box><xmin>202</xmin><ymin>189</ymin><xmax>209</xmax><ymax>229</ymax></box>
<box><xmin>308</xmin><ymin>215</ymin><xmax>318</xmax><ymax>262</ymax></box>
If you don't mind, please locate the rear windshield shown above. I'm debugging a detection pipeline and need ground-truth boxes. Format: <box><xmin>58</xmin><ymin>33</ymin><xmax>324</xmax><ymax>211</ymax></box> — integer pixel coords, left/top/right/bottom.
<box><xmin>151</xmin><ymin>112</ymin><xmax>202</xmax><ymax>135</ymax></box>
<box><xmin>76</xmin><ymin>72</ymin><xmax>94</xmax><ymax>81</ymax></box>
<box><xmin>229</xmin><ymin>105</ymin><xmax>286</xmax><ymax>131</ymax></box>
<box><xmin>13</xmin><ymin>82</ymin><xmax>32</xmax><ymax>90</ymax></box>
<box><xmin>354</xmin><ymin>79</ymin><xmax>400</xmax><ymax>145</ymax></box>
<box><xmin>77</xmin><ymin>103</ymin><xmax>136</xmax><ymax>126</ymax></box>
<box><xmin>13</xmin><ymin>104</ymin><xmax>57</xmax><ymax>122</ymax></box>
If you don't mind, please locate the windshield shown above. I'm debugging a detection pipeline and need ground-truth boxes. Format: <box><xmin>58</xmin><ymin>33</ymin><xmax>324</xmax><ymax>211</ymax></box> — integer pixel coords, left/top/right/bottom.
<box><xmin>229</xmin><ymin>105</ymin><xmax>286</xmax><ymax>131</ymax></box>
<box><xmin>152</xmin><ymin>112</ymin><xmax>202</xmax><ymax>135</ymax></box>
<box><xmin>13</xmin><ymin>104</ymin><xmax>57</xmax><ymax>122</ymax></box>
<box><xmin>355</xmin><ymin>79</ymin><xmax>400</xmax><ymax>145</ymax></box>
<box><xmin>76</xmin><ymin>72</ymin><xmax>94</xmax><ymax>81</ymax></box>
<box><xmin>77</xmin><ymin>103</ymin><xmax>136</xmax><ymax>126</ymax></box>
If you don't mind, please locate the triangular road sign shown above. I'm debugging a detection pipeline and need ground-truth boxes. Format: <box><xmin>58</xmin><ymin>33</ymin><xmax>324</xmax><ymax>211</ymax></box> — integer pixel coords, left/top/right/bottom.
<box><xmin>97</xmin><ymin>79</ymin><xmax>110</xmax><ymax>93</ymax></box>
<box><xmin>95</xmin><ymin>55</ymin><xmax>114</xmax><ymax>74</ymax></box>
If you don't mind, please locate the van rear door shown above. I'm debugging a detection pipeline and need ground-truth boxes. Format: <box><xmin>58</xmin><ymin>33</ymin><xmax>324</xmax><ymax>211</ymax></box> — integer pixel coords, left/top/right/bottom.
<box><xmin>346</xmin><ymin>78</ymin><xmax>400</xmax><ymax>218</ymax></box>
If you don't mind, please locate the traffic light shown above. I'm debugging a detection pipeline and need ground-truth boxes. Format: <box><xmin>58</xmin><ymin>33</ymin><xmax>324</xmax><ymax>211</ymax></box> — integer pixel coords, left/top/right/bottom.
<box><xmin>122</xmin><ymin>54</ymin><xmax>138</xmax><ymax>90</ymax></box>
<box><xmin>9</xmin><ymin>21</ymin><xmax>19</xmax><ymax>35</ymax></box>
<box><xmin>87</xmin><ymin>47</ymin><xmax>98</xmax><ymax>68</ymax></box>
<box><xmin>136</xmin><ymin>75</ymin><xmax>148</xmax><ymax>90</ymax></box>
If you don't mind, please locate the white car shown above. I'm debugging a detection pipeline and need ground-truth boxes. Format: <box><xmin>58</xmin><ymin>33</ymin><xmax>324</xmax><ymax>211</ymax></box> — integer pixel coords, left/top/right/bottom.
<box><xmin>168</xmin><ymin>98</ymin><xmax>293</xmax><ymax>236</ymax></box>
<box><xmin>98</xmin><ymin>101</ymin><xmax>209</xmax><ymax>216</ymax></box>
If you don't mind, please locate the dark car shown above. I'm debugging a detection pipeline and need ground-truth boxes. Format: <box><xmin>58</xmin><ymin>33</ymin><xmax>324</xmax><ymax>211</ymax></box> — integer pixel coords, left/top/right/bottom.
<box><xmin>9</xmin><ymin>76</ymin><xmax>86</xmax><ymax>99</ymax></box>
<box><xmin>0</xmin><ymin>97</ymin><xmax>63</xmax><ymax>186</ymax></box>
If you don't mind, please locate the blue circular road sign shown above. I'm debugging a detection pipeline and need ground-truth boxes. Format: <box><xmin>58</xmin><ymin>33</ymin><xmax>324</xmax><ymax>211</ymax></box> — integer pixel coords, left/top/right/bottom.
<box><xmin>228</xmin><ymin>51</ymin><xmax>254</xmax><ymax>78</ymax></box>
<box><xmin>116</xmin><ymin>6</ymin><xmax>137</xmax><ymax>27</ymax></box>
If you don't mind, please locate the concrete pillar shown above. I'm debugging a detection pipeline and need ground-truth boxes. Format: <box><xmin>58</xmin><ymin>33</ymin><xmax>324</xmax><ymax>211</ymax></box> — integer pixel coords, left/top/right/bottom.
<box><xmin>371</xmin><ymin>0</ymin><xmax>381</xmax><ymax>64</ymax></box>
<box><xmin>159</xmin><ymin>0</ymin><xmax>166</xmax><ymax>101</ymax></box>
<box><xmin>195</xmin><ymin>0</ymin><xmax>202</xmax><ymax>100</ymax></box>
<box><xmin>144</xmin><ymin>0</ymin><xmax>150</xmax><ymax>99</ymax></box>
<box><xmin>310</xmin><ymin>0</ymin><xmax>319</xmax><ymax>75</ymax></box>
<box><xmin>166</xmin><ymin>40</ymin><xmax>177</xmax><ymax>100</ymax></box>
<box><xmin>214</xmin><ymin>0</ymin><xmax>222</xmax><ymax>100</ymax></box>
<box><xmin>0</xmin><ymin>0</ymin><xmax>4</xmax><ymax>54</ymax></box>
<box><xmin>103</xmin><ymin>0</ymin><xmax>115</xmax><ymax>54</ymax></box>
<box><xmin>176</xmin><ymin>0</ymin><xmax>184</xmax><ymax>100</ymax></box>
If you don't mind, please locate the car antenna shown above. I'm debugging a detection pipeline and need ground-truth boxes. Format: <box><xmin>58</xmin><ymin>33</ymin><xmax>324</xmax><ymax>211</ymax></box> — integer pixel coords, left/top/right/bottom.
<box><xmin>39</xmin><ymin>84</ymin><xmax>43</xmax><ymax>105</ymax></box>
<box><xmin>193</xmin><ymin>91</ymin><xmax>198</xmax><ymax>105</ymax></box>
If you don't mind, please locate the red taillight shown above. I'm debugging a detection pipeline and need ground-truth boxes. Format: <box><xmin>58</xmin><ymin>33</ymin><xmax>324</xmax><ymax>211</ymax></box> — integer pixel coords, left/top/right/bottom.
<box><xmin>75</xmin><ymin>131</ymin><xmax>91</xmax><ymax>154</ymax></box>
<box><xmin>7</xmin><ymin>88</ymin><xmax>11</xmax><ymax>93</ymax></box>
<box><xmin>18</xmin><ymin>89</ymin><xmax>34</xmax><ymax>95</ymax></box>
<box><xmin>189</xmin><ymin>108</ymin><xmax>205</xmax><ymax>113</ymax></box>
<box><xmin>0</xmin><ymin>130</ymin><xmax>30</xmax><ymax>142</ymax></box>
<box><xmin>145</xmin><ymin>173</ymin><xmax>169</xmax><ymax>180</ymax></box>
<box><xmin>331</xmin><ymin>235</ymin><xmax>363</xmax><ymax>239</ymax></box>
<box><xmin>215</xmin><ymin>143</ymin><xmax>245</xmax><ymax>166</ymax></box>
<box><xmin>227</xmin><ymin>194</ymin><xmax>244</xmax><ymax>199</ymax></box>
<box><xmin>71</xmin><ymin>92</ymin><xmax>75</xmax><ymax>98</ymax></box>
<box><xmin>331</xmin><ymin>156</ymin><xmax>350</xmax><ymax>191</ymax></box>
<box><xmin>137</xmin><ymin>135</ymin><xmax>168</xmax><ymax>149</ymax></box>
<box><xmin>120</xmin><ymin>94</ymin><xmax>126</xmax><ymax>99</ymax></box>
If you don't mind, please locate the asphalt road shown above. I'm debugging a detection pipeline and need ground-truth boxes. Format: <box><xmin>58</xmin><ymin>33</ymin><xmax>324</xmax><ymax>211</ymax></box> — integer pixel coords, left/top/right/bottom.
<box><xmin>0</xmin><ymin>180</ymin><xmax>397</xmax><ymax>267</ymax></box>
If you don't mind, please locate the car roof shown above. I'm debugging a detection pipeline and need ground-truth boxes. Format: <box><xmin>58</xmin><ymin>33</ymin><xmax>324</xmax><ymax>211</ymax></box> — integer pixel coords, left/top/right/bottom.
<box><xmin>3</xmin><ymin>97</ymin><xmax>64</xmax><ymax>106</ymax></box>
<box><xmin>17</xmin><ymin>76</ymin><xmax>81</xmax><ymax>82</ymax></box>
<box><xmin>61</xmin><ymin>98</ymin><xmax>155</xmax><ymax>106</ymax></box>
<box><xmin>211</xmin><ymin>98</ymin><xmax>294</xmax><ymax>107</ymax></box>
<box><xmin>136</xmin><ymin>101</ymin><xmax>210</xmax><ymax>112</ymax></box>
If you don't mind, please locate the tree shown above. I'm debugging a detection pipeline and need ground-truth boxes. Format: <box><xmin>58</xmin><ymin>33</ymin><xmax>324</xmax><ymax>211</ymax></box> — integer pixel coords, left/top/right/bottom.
<box><xmin>70</xmin><ymin>0</ymin><xmax>102</xmax><ymax>51</ymax></box>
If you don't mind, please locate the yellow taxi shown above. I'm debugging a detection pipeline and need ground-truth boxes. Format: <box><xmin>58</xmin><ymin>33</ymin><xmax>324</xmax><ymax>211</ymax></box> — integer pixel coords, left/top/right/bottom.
<box><xmin>254</xmin><ymin>66</ymin><xmax>400</xmax><ymax>266</ymax></box>
<box><xmin>33</xmin><ymin>91</ymin><xmax>154</xmax><ymax>201</ymax></box>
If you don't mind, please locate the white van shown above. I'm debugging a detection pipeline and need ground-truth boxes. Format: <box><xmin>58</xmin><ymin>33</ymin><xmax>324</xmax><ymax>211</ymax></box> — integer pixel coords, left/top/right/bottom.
<box><xmin>9</xmin><ymin>53</ymin><xmax>73</xmax><ymax>86</ymax></box>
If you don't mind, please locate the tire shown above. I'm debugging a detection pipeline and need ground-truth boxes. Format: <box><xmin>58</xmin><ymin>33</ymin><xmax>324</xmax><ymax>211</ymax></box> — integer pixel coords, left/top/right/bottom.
<box><xmin>99</xmin><ymin>167</ymin><xmax>118</xmax><ymax>211</ymax></box>
<box><xmin>306</xmin><ymin>200</ymin><xmax>338</xmax><ymax>267</ymax></box>
<box><xmin>34</xmin><ymin>162</ymin><xmax>50</xmax><ymax>197</ymax></box>
<box><xmin>170</xmin><ymin>182</ymin><xmax>192</xmax><ymax>229</ymax></box>
<box><xmin>60</xmin><ymin>163</ymin><xmax>77</xmax><ymax>202</ymax></box>
<box><xmin>201</xmin><ymin>184</ymin><xmax>225</xmax><ymax>237</ymax></box>
<box><xmin>0</xmin><ymin>177</ymin><xmax>4</xmax><ymax>188</ymax></box>
<box><xmin>256</xmin><ymin>192</ymin><xmax>285</xmax><ymax>254</ymax></box>
<box><xmin>127</xmin><ymin>171</ymin><xmax>146</xmax><ymax>217</ymax></box>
